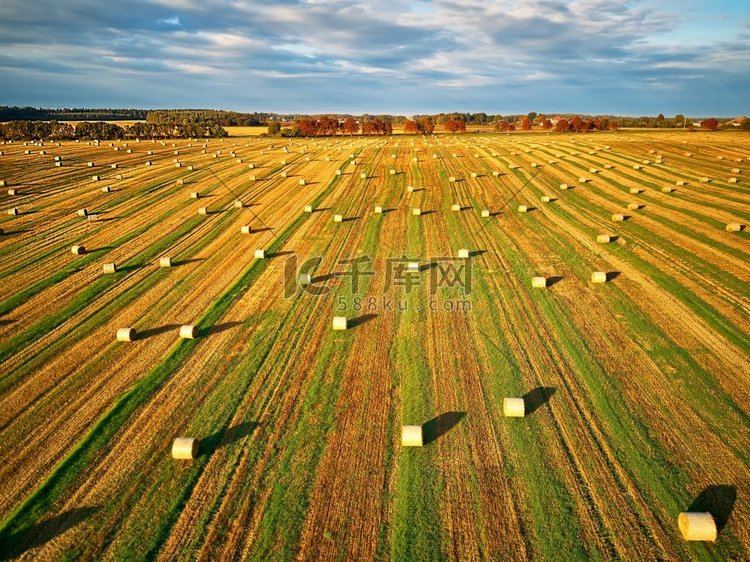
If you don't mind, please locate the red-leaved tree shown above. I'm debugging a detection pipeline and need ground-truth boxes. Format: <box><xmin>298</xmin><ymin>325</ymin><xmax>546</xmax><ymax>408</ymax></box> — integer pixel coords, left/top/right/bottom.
<box><xmin>700</xmin><ymin>118</ymin><xmax>719</xmax><ymax>131</ymax></box>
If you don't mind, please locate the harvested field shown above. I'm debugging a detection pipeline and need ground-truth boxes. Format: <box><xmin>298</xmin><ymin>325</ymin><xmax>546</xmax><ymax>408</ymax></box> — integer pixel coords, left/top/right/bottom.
<box><xmin>0</xmin><ymin>130</ymin><xmax>748</xmax><ymax>561</ymax></box>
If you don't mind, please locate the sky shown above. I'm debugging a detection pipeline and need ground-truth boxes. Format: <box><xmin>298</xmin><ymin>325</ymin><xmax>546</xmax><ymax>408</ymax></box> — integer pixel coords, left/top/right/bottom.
<box><xmin>0</xmin><ymin>0</ymin><xmax>748</xmax><ymax>116</ymax></box>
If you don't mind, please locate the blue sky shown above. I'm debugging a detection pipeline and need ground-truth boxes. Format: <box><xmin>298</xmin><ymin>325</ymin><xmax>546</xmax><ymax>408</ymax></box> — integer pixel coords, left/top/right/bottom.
<box><xmin>0</xmin><ymin>0</ymin><xmax>748</xmax><ymax>115</ymax></box>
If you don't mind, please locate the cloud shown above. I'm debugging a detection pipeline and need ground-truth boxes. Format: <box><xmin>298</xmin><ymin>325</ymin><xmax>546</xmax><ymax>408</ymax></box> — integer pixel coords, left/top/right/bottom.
<box><xmin>0</xmin><ymin>0</ymin><xmax>747</xmax><ymax>114</ymax></box>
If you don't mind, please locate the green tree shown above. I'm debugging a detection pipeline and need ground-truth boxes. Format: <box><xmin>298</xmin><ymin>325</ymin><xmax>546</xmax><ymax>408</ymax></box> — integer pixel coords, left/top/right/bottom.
<box><xmin>267</xmin><ymin>121</ymin><xmax>281</xmax><ymax>135</ymax></box>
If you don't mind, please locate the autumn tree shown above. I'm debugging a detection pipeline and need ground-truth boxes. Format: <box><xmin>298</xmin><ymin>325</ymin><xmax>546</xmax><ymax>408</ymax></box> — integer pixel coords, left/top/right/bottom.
<box><xmin>495</xmin><ymin>120</ymin><xmax>515</xmax><ymax>132</ymax></box>
<box><xmin>418</xmin><ymin>117</ymin><xmax>435</xmax><ymax>134</ymax></box>
<box><xmin>267</xmin><ymin>121</ymin><xmax>281</xmax><ymax>135</ymax></box>
<box><xmin>700</xmin><ymin>118</ymin><xmax>719</xmax><ymax>131</ymax></box>
<box><xmin>540</xmin><ymin>119</ymin><xmax>552</xmax><ymax>130</ymax></box>
<box><xmin>520</xmin><ymin>116</ymin><xmax>533</xmax><ymax>131</ymax></box>
<box><xmin>554</xmin><ymin>119</ymin><xmax>570</xmax><ymax>132</ymax></box>
<box><xmin>342</xmin><ymin>117</ymin><xmax>359</xmax><ymax>135</ymax></box>
<box><xmin>444</xmin><ymin>119</ymin><xmax>466</xmax><ymax>133</ymax></box>
<box><xmin>403</xmin><ymin>119</ymin><xmax>418</xmax><ymax>134</ymax></box>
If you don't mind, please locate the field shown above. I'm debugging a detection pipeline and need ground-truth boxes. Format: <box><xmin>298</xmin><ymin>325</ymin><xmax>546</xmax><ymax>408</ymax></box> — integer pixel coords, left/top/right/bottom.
<box><xmin>0</xmin><ymin>130</ymin><xmax>748</xmax><ymax>561</ymax></box>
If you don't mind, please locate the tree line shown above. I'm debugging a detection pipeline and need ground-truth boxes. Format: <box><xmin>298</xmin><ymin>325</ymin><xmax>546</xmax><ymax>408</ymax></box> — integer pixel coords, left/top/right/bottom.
<box><xmin>0</xmin><ymin>120</ymin><xmax>228</xmax><ymax>140</ymax></box>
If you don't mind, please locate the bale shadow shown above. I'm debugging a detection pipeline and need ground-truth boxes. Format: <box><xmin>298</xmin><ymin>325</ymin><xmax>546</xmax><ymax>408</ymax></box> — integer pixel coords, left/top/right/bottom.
<box><xmin>419</xmin><ymin>262</ymin><xmax>437</xmax><ymax>272</ymax></box>
<box><xmin>200</xmin><ymin>321</ymin><xmax>243</xmax><ymax>337</ymax></box>
<box><xmin>312</xmin><ymin>272</ymin><xmax>338</xmax><ymax>283</ymax></box>
<box><xmin>117</xmin><ymin>263</ymin><xmax>142</xmax><ymax>272</ymax></box>
<box><xmin>341</xmin><ymin>216</ymin><xmax>359</xmax><ymax>223</ymax></box>
<box><xmin>547</xmin><ymin>276</ymin><xmax>564</xmax><ymax>287</ymax></box>
<box><xmin>523</xmin><ymin>387</ymin><xmax>556</xmax><ymax>416</ymax></box>
<box><xmin>381</xmin><ymin>208</ymin><xmax>397</xmax><ymax>214</ymax></box>
<box><xmin>269</xmin><ymin>250</ymin><xmax>294</xmax><ymax>258</ymax></box>
<box><xmin>489</xmin><ymin>211</ymin><xmax>503</xmax><ymax>217</ymax></box>
<box><xmin>410</xmin><ymin>188</ymin><xmax>426</xmax><ymax>193</ymax></box>
<box><xmin>348</xmin><ymin>313</ymin><xmax>377</xmax><ymax>328</ymax></box>
<box><xmin>314</xmin><ymin>207</ymin><xmax>332</xmax><ymax>213</ymax></box>
<box><xmin>469</xmin><ymin>250</ymin><xmax>487</xmax><ymax>258</ymax></box>
<box><xmin>688</xmin><ymin>485</ymin><xmax>736</xmax><ymax>532</ymax></box>
<box><xmin>459</xmin><ymin>206</ymin><xmax>473</xmax><ymax>211</ymax></box>
<box><xmin>523</xmin><ymin>206</ymin><xmax>538</xmax><ymax>213</ymax></box>
<box><xmin>605</xmin><ymin>271</ymin><xmax>621</xmax><ymax>281</ymax></box>
<box><xmin>138</xmin><ymin>323</ymin><xmax>181</xmax><ymax>339</ymax></box>
<box><xmin>173</xmin><ymin>258</ymin><xmax>205</xmax><ymax>267</ymax></box>
<box><xmin>199</xmin><ymin>421</ymin><xmax>259</xmax><ymax>457</ymax></box>
<box><xmin>248</xmin><ymin>227</ymin><xmax>272</xmax><ymax>234</ymax></box>
<box><xmin>0</xmin><ymin>506</ymin><xmax>98</xmax><ymax>559</ymax></box>
<box><xmin>422</xmin><ymin>411</ymin><xmax>466</xmax><ymax>445</ymax></box>
<box><xmin>608</xmin><ymin>235</ymin><xmax>620</xmax><ymax>243</ymax></box>
<box><xmin>620</xmin><ymin>215</ymin><xmax>631</xmax><ymax>221</ymax></box>
<box><xmin>417</xmin><ymin>210</ymin><xmax>434</xmax><ymax>216</ymax></box>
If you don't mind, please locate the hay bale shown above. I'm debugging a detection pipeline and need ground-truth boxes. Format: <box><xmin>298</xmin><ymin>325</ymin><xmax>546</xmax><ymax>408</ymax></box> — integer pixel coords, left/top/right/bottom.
<box><xmin>589</xmin><ymin>167</ymin><xmax>597</xmax><ymax>173</ymax></box>
<box><xmin>451</xmin><ymin>204</ymin><xmax>461</xmax><ymax>212</ymax></box>
<box><xmin>198</xmin><ymin>207</ymin><xmax>208</xmax><ymax>216</ymax></box>
<box><xmin>676</xmin><ymin>180</ymin><xmax>686</xmax><ymax>186</ymax></box>
<box><xmin>542</xmin><ymin>195</ymin><xmax>554</xmax><ymax>203</ymax></box>
<box><xmin>481</xmin><ymin>209</ymin><xmax>490</xmax><ymax>218</ymax></box>
<box><xmin>176</xmin><ymin>179</ymin><xmax>184</xmax><ymax>186</ymax></box>
<box><xmin>7</xmin><ymin>188</ymin><xmax>17</xmax><ymax>196</ymax></box>
<box><xmin>188</xmin><ymin>165</ymin><xmax>194</xmax><ymax>171</ymax></box>
<box><xmin>71</xmin><ymin>245</ymin><xmax>86</xmax><ymax>255</ymax></box>
<box><xmin>597</xmin><ymin>234</ymin><xmax>612</xmax><ymax>243</ymax></box>
<box><xmin>728</xmin><ymin>177</ymin><xmax>738</xmax><ymax>183</ymax></box>
<box><xmin>627</xmin><ymin>203</ymin><xmax>639</xmax><ymax>211</ymax></box>
<box><xmin>401</xmin><ymin>425</ymin><xmax>423</xmax><ymax>447</ymax></box>
<box><xmin>591</xmin><ymin>271</ymin><xmax>607</xmax><ymax>283</ymax></box>
<box><xmin>159</xmin><ymin>257</ymin><xmax>172</xmax><ymax>268</ymax></box>
<box><xmin>55</xmin><ymin>162</ymin><xmax>62</xmax><ymax>167</ymax></box>
<box><xmin>560</xmin><ymin>183</ymin><xmax>569</xmax><ymax>190</ymax></box>
<box><xmin>103</xmin><ymin>263</ymin><xmax>117</xmax><ymax>274</ymax></box>
<box><xmin>87</xmin><ymin>162</ymin><xmax>94</xmax><ymax>167</ymax></box>
<box><xmin>471</xmin><ymin>171</ymin><xmax>479</xmax><ymax>177</ymax></box>
<box><xmin>111</xmin><ymin>163</ymin><xmax>118</xmax><ymax>168</ymax></box>
<box><xmin>390</xmin><ymin>169</ymin><xmax>396</xmax><ymax>175</ymax></box>
<box><xmin>102</xmin><ymin>185</ymin><xmax>111</xmax><ymax>193</ymax></box>
<box><xmin>190</xmin><ymin>192</ymin><xmax>200</xmax><ymax>199</ymax></box>
<box><xmin>360</xmin><ymin>172</ymin><xmax>367</xmax><ymax>179</ymax></box>
<box><xmin>299</xmin><ymin>179</ymin><xmax>306</xmax><ymax>186</ymax></box>
<box><xmin>145</xmin><ymin>161</ymin><xmax>152</xmax><ymax>166</ymax></box>
<box><xmin>241</xmin><ymin>225</ymin><xmax>252</xmax><ymax>234</ymax></box>
<box><xmin>630</xmin><ymin>188</ymin><xmax>641</xmax><ymax>194</ymax></box>
<box><xmin>171</xmin><ymin>437</ymin><xmax>199</xmax><ymax>460</ymax></box>
<box><xmin>684</xmin><ymin>152</ymin><xmax>692</xmax><ymax>157</ymax></box>
<box><xmin>406</xmin><ymin>185</ymin><xmax>414</xmax><ymax>193</ymax></box>
<box><xmin>412</xmin><ymin>208</ymin><xmax>421</xmax><ymax>216</ymax></box>
<box><xmin>449</xmin><ymin>176</ymin><xmax>457</xmax><ymax>183</ymax></box>
<box><xmin>298</xmin><ymin>272</ymin><xmax>311</xmax><ymax>285</ymax></box>
<box><xmin>304</xmin><ymin>205</ymin><xmax>313</xmax><ymax>213</ymax></box>
<box><xmin>492</xmin><ymin>170</ymin><xmax>500</xmax><ymax>176</ymax></box>
<box><xmin>518</xmin><ymin>205</ymin><xmax>529</xmax><ymax>213</ymax></box>
<box><xmin>731</xmin><ymin>168</ymin><xmax>741</xmax><ymax>174</ymax></box>
<box><xmin>678</xmin><ymin>512</ymin><xmax>717</xmax><ymax>542</ymax></box>
<box><xmin>332</xmin><ymin>316</ymin><xmax>348</xmax><ymax>330</ymax></box>
<box><xmin>700</xmin><ymin>177</ymin><xmax>710</xmax><ymax>183</ymax></box>
<box><xmin>179</xmin><ymin>325</ymin><xmax>197</xmax><ymax>339</ymax></box>
<box><xmin>578</xmin><ymin>177</ymin><xmax>588</xmax><ymax>183</ymax></box>
<box><xmin>234</xmin><ymin>200</ymin><xmax>243</xmax><ymax>209</ymax></box>
<box><xmin>662</xmin><ymin>187</ymin><xmax>674</xmax><ymax>193</ymax></box>
<box><xmin>77</xmin><ymin>209</ymin><xmax>88</xmax><ymax>217</ymax></box>
<box><xmin>92</xmin><ymin>175</ymin><xmax>100</xmax><ymax>181</ymax></box>
<box><xmin>726</xmin><ymin>222</ymin><xmax>744</xmax><ymax>232</ymax></box>
<box><xmin>503</xmin><ymin>397</ymin><xmax>525</xmax><ymax>417</ymax></box>
<box><xmin>333</xmin><ymin>214</ymin><xmax>343</xmax><ymax>223</ymax></box>
<box><xmin>335</xmin><ymin>169</ymin><xmax>342</xmax><ymax>176</ymax></box>
<box><xmin>254</xmin><ymin>249</ymin><xmax>265</xmax><ymax>259</ymax></box>
<box><xmin>280</xmin><ymin>171</ymin><xmax>288</xmax><ymax>178</ymax></box>
<box><xmin>531</xmin><ymin>276</ymin><xmax>547</xmax><ymax>288</ymax></box>
<box><xmin>612</xmin><ymin>213</ymin><xmax>626</xmax><ymax>221</ymax></box>
<box><xmin>717</xmin><ymin>155</ymin><xmax>724</xmax><ymax>160</ymax></box>
<box><xmin>115</xmin><ymin>174</ymin><xmax>123</xmax><ymax>179</ymax></box>
<box><xmin>458</xmin><ymin>248</ymin><xmax>470</xmax><ymax>259</ymax></box>
<box><xmin>406</xmin><ymin>262</ymin><xmax>419</xmax><ymax>273</ymax></box>
<box><xmin>604</xmin><ymin>163</ymin><xmax>613</xmax><ymax>169</ymax></box>
<box><xmin>117</xmin><ymin>327</ymin><xmax>137</xmax><ymax>342</ymax></box>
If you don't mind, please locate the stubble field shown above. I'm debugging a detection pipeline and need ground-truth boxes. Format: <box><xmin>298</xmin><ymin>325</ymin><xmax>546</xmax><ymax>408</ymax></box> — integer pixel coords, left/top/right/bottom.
<box><xmin>0</xmin><ymin>130</ymin><xmax>748</xmax><ymax>561</ymax></box>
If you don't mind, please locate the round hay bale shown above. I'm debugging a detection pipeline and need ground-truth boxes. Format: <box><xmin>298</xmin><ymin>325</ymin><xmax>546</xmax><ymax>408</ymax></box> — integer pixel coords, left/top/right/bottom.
<box><xmin>299</xmin><ymin>179</ymin><xmax>306</xmax><ymax>186</ymax></box>
<box><xmin>360</xmin><ymin>172</ymin><xmax>367</xmax><ymax>179</ymax></box>
<box><xmin>240</xmin><ymin>225</ymin><xmax>252</xmax><ymax>234</ymax></box>
<box><xmin>333</xmin><ymin>214</ymin><xmax>343</xmax><ymax>223</ymax></box>
<box><xmin>335</xmin><ymin>169</ymin><xmax>342</xmax><ymax>176</ymax></box>
<box><xmin>458</xmin><ymin>248</ymin><xmax>470</xmax><ymax>259</ymax></box>
<box><xmin>374</xmin><ymin>206</ymin><xmax>383</xmax><ymax>214</ymax></box>
<box><xmin>604</xmin><ymin>163</ymin><xmax>613</xmax><ymax>169</ymax></box>
<box><xmin>471</xmin><ymin>171</ymin><xmax>479</xmax><ymax>177</ymax></box>
<box><xmin>7</xmin><ymin>188</ymin><xmax>17</xmax><ymax>196</ymax></box>
<box><xmin>662</xmin><ymin>187</ymin><xmax>674</xmax><ymax>193</ymax></box>
<box><xmin>451</xmin><ymin>204</ymin><xmax>461</xmax><ymax>212</ymax></box>
<box><xmin>188</xmin><ymin>165</ymin><xmax>194</xmax><ymax>171</ymax></box>
<box><xmin>725</xmin><ymin>222</ymin><xmax>744</xmax><ymax>232</ymax></box>
<box><xmin>412</xmin><ymin>208</ymin><xmax>421</xmax><ymax>216</ymax></box>
<box><xmin>700</xmin><ymin>177</ymin><xmax>710</xmax><ymax>183</ymax></box>
<box><xmin>332</xmin><ymin>316</ymin><xmax>348</xmax><ymax>331</ymax></box>
<box><xmin>103</xmin><ymin>263</ymin><xmax>117</xmax><ymax>274</ymax></box>
<box><xmin>254</xmin><ymin>249</ymin><xmax>265</xmax><ymax>259</ymax></box>
<box><xmin>731</xmin><ymin>168</ymin><xmax>741</xmax><ymax>174</ymax></box>
<box><xmin>492</xmin><ymin>170</ymin><xmax>500</xmax><ymax>176</ymax></box>
<box><xmin>597</xmin><ymin>234</ymin><xmax>612</xmax><ymax>243</ymax></box>
<box><xmin>101</xmin><ymin>185</ymin><xmax>111</xmax><ymax>193</ymax></box>
<box><xmin>481</xmin><ymin>209</ymin><xmax>490</xmax><ymax>218</ymax></box>
<box><xmin>531</xmin><ymin>276</ymin><xmax>547</xmax><ymax>288</ymax></box>
<box><xmin>77</xmin><ymin>209</ymin><xmax>88</xmax><ymax>217</ymax></box>
<box><xmin>627</xmin><ymin>203</ymin><xmax>639</xmax><ymax>211</ymax></box>
<box><xmin>176</xmin><ymin>179</ymin><xmax>184</xmax><ymax>186</ymax></box>
<box><xmin>728</xmin><ymin>177</ymin><xmax>738</xmax><ymax>183</ymax></box>
<box><xmin>401</xmin><ymin>425</ymin><xmax>423</xmax><ymax>447</ymax></box>
<box><xmin>449</xmin><ymin>176</ymin><xmax>457</xmax><ymax>183</ymax></box>
<box><xmin>190</xmin><ymin>192</ymin><xmax>200</xmax><ymax>199</ymax></box>
<box><xmin>234</xmin><ymin>200</ymin><xmax>243</xmax><ymax>209</ymax></box>
<box><xmin>71</xmin><ymin>245</ymin><xmax>86</xmax><ymax>255</ymax></box>
<box><xmin>591</xmin><ymin>271</ymin><xmax>608</xmax><ymax>283</ymax></box>
<box><xmin>541</xmin><ymin>196</ymin><xmax>552</xmax><ymax>203</ymax></box>
<box><xmin>304</xmin><ymin>205</ymin><xmax>313</xmax><ymax>213</ymax></box>
<box><xmin>159</xmin><ymin>257</ymin><xmax>172</xmax><ymax>268</ymax></box>
<box><xmin>676</xmin><ymin>180</ymin><xmax>686</xmax><ymax>186</ymax></box>
<box><xmin>678</xmin><ymin>512</ymin><xmax>717</xmax><ymax>542</ymax></box>
<box><xmin>503</xmin><ymin>397</ymin><xmax>525</xmax><ymax>417</ymax></box>
<box><xmin>92</xmin><ymin>175</ymin><xmax>100</xmax><ymax>182</ymax></box>
<box><xmin>612</xmin><ymin>213</ymin><xmax>625</xmax><ymax>221</ymax></box>
<box><xmin>406</xmin><ymin>185</ymin><xmax>414</xmax><ymax>193</ymax></box>
<box><xmin>179</xmin><ymin>325</ymin><xmax>197</xmax><ymax>339</ymax></box>
<box><xmin>518</xmin><ymin>205</ymin><xmax>528</xmax><ymax>213</ymax></box>
<box><xmin>390</xmin><ymin>169</ymin><xmax>396</xmax><ymax>175</ymax></box>
<box><xmin>198</xmin><ymin>207</ymin><xmax>208</xmax><ymax>216</ymax></box>
<box><xmin>299</xmin><ymin>272</ymin><xmax>311</xmax><ymax>285</ymax></box>
<box><xmin>87</xmin><ymin>162</ymin><xmax>94</xmax><ymax>167</ymax></box>
<box><xmin>629</xmin><ymin>188</ymin><xmax>641</xmax><ymax>194</ymax></box>
<box><xmin>406</xmin><ymin>262</ymin><xmax>419</xmax><ymax>273</ymax></box>
<box><xmin>578</xmin><ymin>177</ymin><xmax>588</xmax><ymax>183</ymax></box>
<box><xmin>171</xmin><ymin>437</ymin><xmax>199</xmax><ymax>460</ymax></box>
<box><xmin>560</xmin><ymin>183</ymin><xmax>569</xmax><ymax>190</ymax></box>
<box><xmin>117</xmin><ymin>327</ymin><xmax>136</xmax><ymax>342</ymax></box>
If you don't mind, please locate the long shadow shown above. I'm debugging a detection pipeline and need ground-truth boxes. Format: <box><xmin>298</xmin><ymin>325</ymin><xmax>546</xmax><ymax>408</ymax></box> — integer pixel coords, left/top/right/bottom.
<box><xmin>117</xmin><ymin>263</ymin><xmax>142</xmax><ymax>272</ymax></box>
<box><xmin>173</xmin><ymin>258</ymin><xmax>205</xmax><ymax>267</ymax></box>
<box><xmin>314</xmin><ymin>207</ymin><xmax>332</xmax><ymax>213</ymax></box>
<box><xmin>381</xmin><ymin>208</ymin><xmax>397</xmax><ymax>214</ymax></box>
<box><xmin>523</xmin><ymin>387</ymin><xmax>556</xmax><ymax>416</ymax></box>
<box><xmin>138</xmin><ymin>324</ymin><xmax>181</xmax><ymax>339</ymax></box>
<box><xmin>342</xmin><ymin>216</ymin><xmax>359</xmax><ymax>223</ymax></box>
<box><xmin>410</xmin><ymin>188</ymin><xmax>426</xmax><ymax>193</ymax></box>
<box><xmin>608</xmin><ymin>235</ymin><xmax>620</xmax><ymax>243</ymax></box>
<box><xmin>418</xmin><ymin>210</ymin><xmax>435</xmax><ymax>216</ymax></box>
<box><xmin>312</xmin><ymin>272</ymin><xmax>339</xmax><ymax>283</ymax></box>
<box><xmin>605</xmin><ymin>271</ymin><xmax>621</xmax><ymax>281</ymax></box>
<box><xmin>199</xmin><ymin>421</ymin><xmax>259</xmax><ymax>457</ymax></box>
<box><xmin>547</xmin><ymin>276</ymin><xmax>563</xmax><ymax>287</ymax></box>
<box><xmin>200</xmin><ymin>321</ymin><xmax>243</xmax><ymax>337</ymax></box>
<box><xmin>469</xmin><ymin>250</ymin><xmax>487</xmax><ymax>258</ymax></box>
<box><xmin>269</xmin><ymin>250</ymin><xmax>294</xmax><ymax>258</ymax></box>
<box><xmin>4</xmin><ymin>229</ymin><xmax>32</xmax><ymax>235</ymax></box>
<box><xmin>422</xmin><ymin>411</ymin><xmax>466</xmax><ymax>445</ymax></box>
<box><xmin>90</xmin><ymin>245</ymin><xmax>115</xmax><ymax>253</ymax></box>
<box><xmin>248</xmin><ymin>227</ymin><xmax>272</xmax><ymax>234</ymax></box>
<box><xmin>687</xmin><ymin>485</ymin><xmax>736</xmax><ymax>532</ymax></box>
<box><xmin>489</xmin><ymin>211</ymin><xmax>503</xmax><ymax>217</ymax></box>
<box><xmin>459</xmin><ymin>206</ymin><xmax>473</xmax><ymax>211</ymax></box>
<box><xmin>419</xmin><ymin>262</ymin><xmax>437</xmax><ymax>272</ymax></box>
<box><xmin>0</xmin><ymin>506</ymin><xmax>98</xmax><ymax>559</ymax></box>
<box><xmin>348</xmin><ymin>313</ymin><xmax>377</xmax><ymax>328</ymax></box>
